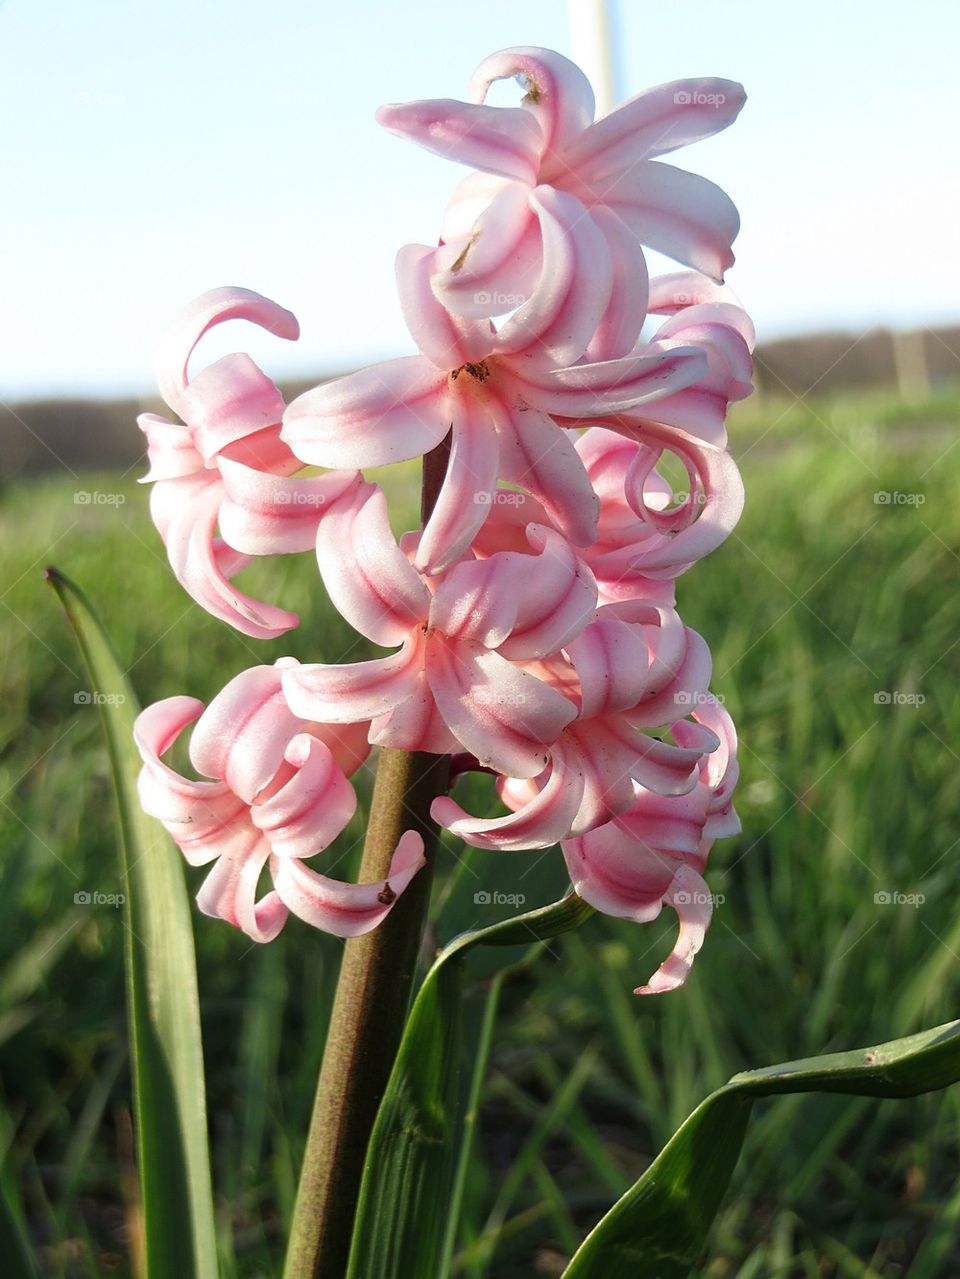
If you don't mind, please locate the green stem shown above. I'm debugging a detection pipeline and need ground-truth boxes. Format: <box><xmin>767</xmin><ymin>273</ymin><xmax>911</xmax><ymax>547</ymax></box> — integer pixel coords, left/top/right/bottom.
<box><xmin>283</xmin><ymin>437</ymin><xmax>452</xmax><ymax>1279</ymax></box>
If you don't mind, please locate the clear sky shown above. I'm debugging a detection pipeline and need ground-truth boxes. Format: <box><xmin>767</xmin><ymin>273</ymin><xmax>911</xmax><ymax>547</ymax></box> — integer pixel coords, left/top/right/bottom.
<box><xmin>1</xmin><ymin>0</ymin><xmax>957</xmax><ymax>398</ymax></box>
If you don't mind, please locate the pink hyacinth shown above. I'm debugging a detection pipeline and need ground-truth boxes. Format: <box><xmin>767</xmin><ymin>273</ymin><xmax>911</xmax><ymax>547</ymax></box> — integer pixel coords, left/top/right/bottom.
<box><xmin>134</xmin><ymin>665</ymin><xmax>424</xmax><ymax>942</ymax></box>
<box><xmin>139</xmin><ymin>287</ymin><xmax>358</xmax><ymax>638</ymax></box>
<box><xmin>377</xmin><ymin>47</ymin><xmax>744</xmax><ymax>357</ymax></box>
<box><xmin>277</xmin><ymin>479</ymin><xmax>595</xmax><ymax>778</ymax></box>
<box><xmin>563</xmin><ymin>702</ymin><xmax>740</xmax><ymax>994</ymax></box>
<box><xmin>135</xmin><ymin>44</ymin><xmax>751</xmax><ymax>995</ymax></box>
<box><xmin>282</xmin><ymin>235</ymin><xmax>712</xmax><ymax>575</ymax></box>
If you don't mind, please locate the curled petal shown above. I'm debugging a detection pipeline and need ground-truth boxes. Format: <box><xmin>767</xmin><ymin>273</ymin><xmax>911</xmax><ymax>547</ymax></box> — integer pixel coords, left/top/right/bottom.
<box><xmin>566</xmin><ymin>617</ymin><xmax>658</xmax><ymax>719</ymax></box>
<box><xmin>278</xmin><ymin>639</ymin><xmax>423</xmax><ymax>724</ymax></box>
<box><xmin>195</xmin><ymin>834</ymin><xmax>288</xmax><ymax>943</ymax></box>
<box><xmin>494</xmin><ymin>187</ymin><xmax>612</xmax><ymax>369</ymax></box>
<box><xmin>162</xmin><ymin>480</ymin><xmax>300</xmax><ymax>639</ymax></box>
<box><xmin>369</xmin><ymin>673</ymin><xmax>462</xmax><ymax>755</ymax></box>
<box><xmin>134</xmin><ymin>697</ymin><xmax>246</xmax><ymax>864</ymax></box>
<box><xmin>309</xmin><ymin>720</ymin><xmax>373</xmax><ymax>778</ymax></box>
<box><xmin>511</xmin><ymin>344</ymin><xmax>708</xmax><ymax>418</ymax></box>
<box><xmin>282</xmin><ymin>356</ymin><xmax>448</xmax><ymax>469</ymax></box>
<box><xmin>375</xmin><ymin>98</ymin><xmax>543</xmax><ymax>183</ymax></box>
<box><xmin>563</xmin><ymin>819</ymin><xmax>675</xmax><ymax>922</ymax></box>
<box><xmin>396</xmin><ymin>243</ymin><xmax>492</xmax><ymax>370</ymax></box>
<box><xmin>489</xmin><ymin>394</ymin><xmax>599</xmax><ymax>547</ymax></box>
<box><xmin>252</xmin><ymin>734</ymin><xmax>356</xmax><ymax>859</ymax></box>
<box><xmin>316</xmin><ymin>482</ymin><xmax>430</xmax><ymax>644</ymax></box>
<box><xmin>271</xmin><ymin>829</ymin><xmax>425</xmax><ymax>937</ymax></box>
<box><xmin>593</xmin><ymin>161</ymin><xmax>740</xmax><ymax>283</ymax></box>
<box><xmin>635</xmin><ymin>864</ymin><xmax>713</xmax><ymax>994</ymax></box>
<box><xmin>497</xmin><ymin>525</ymin><xmax>598</xmax><ymax>661</ymax></box>
<box><xmin>583</xmin><ymin>207</ymin><xmax>650</xmax><ymax>362</ymax></box>
<box><xmin>647</xmin><ymin>271</ymin><xmax>729</xmax><ymax>314</ymax></box>
<box><xmin>182</xmin><ymin>353</ymin><xmax>287</xmax><ymax>464</ymax></box>
<box><xmin>189</xmin><ymin>665</ymin><xmax>303</xmax><ymax>804</ymax></box>
<box><xmin>470</xmin><ymin>46</ymin><xmax>595</xmax><ymax>158</ymax></box>
<box><xmin>429</xmin><ymin>555</ymin><xmax>520</xmax><ymax>649</ymax></box>
<box><xmin>427</xmin><ymin>640</ymin><xmax>576</xmax><ymax>778</ymax></box>
<box><xmin>559</xmin><ymin>78</ymin><xmax>746</xmax><ymax>180</ymax></box>
<box><xmin>156</xmin><ymin>286</ymin><xmax>299</xmax><ymax>423</ymax></box>
<box><xmin>218</xmin><ymin>458</ymin><xmax>360</xmax><ymax>556</ymax></box>
<box><xmin>138</xmin><ymin>413</ymin><xmax>202</xmax><ymax>482</ymax></box>
<box><xmin>432</xmin><ymin>180</ymin><xmax>541</xmax><ymax>319</ymax></box>
<box><xmin>432</xmin><ymin>742</ymin><xmax>584</xmax><ymax>850</ymax></box>
<box><xmin>414</xmin><ymin>384</ymin><xmax>500</xmax><ymax>575</ymax></box>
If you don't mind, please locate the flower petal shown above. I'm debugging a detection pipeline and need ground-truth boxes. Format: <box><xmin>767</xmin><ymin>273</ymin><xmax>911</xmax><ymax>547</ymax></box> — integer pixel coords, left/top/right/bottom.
<box><xmin>182</xmin><ymin>352</ymin><xmax>288</xmax><ymax>464</ymax></box>
<box><xmin>494</xmin><ymin>187</ymin><xmax>612</xmax><ymax>369</ymax></box>
<box><xmin>195</xmin><ymin>834</ymin><xmax>288</xmax><ymax>943</ymax></box>
<box><xmin>589</xmin><ymin>161</ymin><xmax>740</xmax><ymax>282</ymax></box>
<box><xmin>512</xmin><ymin>344</ymin><xmax>708</xmax><ymax>418</ymax></box>
<box><xmin>316</xmin><ymin>482</ymin><xmax>431</xmax><ymax>644</ymax></box>
<box><xmin>396</xmin><ymin>243</ymin><xmax>493</xmax><ymax>370</ymax></box>
<box><xmin>470</xmin><ymin>46</ymin><xmax>594</xmax><ymax>158</ymax></box>
<box><xmin>432</xmin><ymin>741</ymin><xmax>584</xmax><ymax>850</ymax></box>
<box><xmin>375</xmin><ymin>98</ymin><xmax>543</xmax><ymax>183</ymax></box>
<box><xmin>156</xmin><ymin>286</ymin><xmax>299</xmax><ymax>423</ymax></box>
<box><xmin>635</xmin><ymin>864</ymin><xmax>713</xmax><ymax>994</ymax></box>
<box><xmin>489</xmin><ymin>393</ymin><xmax>599</xmax><ymax>547</ymax></box>
<box><xmin>189</xmin><ymin>665</ymin><xmax>303</xmax><ymax>803</ymax></box>
<box><xmin>432</xmin><ymin>181</ymin><xmax>541</xmax><ymax>319</ymax></box>
<box><xmin>161</xmin><ymin>479</ymin><xmax>301</xmax><ymax>639</ymax></box>
<box><xmin>253</xmin><ymin>734</ymin><xmax>356</xmax><ymax>859</ymax></box>
<box><xmin>271</xmin><ymin>829</ymin><xmax>425</xmax><ymax>937</ymax></box>
<box><xmin>138</xmin><ymin>413</ymin><xmax>202</xmax><ymax>482</ymax></box>
<box><xmin>282</xmin><ymin>356</ymin><xmax>449</xmax><ymax>468</ymax></box>
<box><xmin>278</xmin><ymin>640</ymin><xmax>423</xmax><ymax>724</ymax></box>
<box><xmin>583</xmin><ymin>206</ymin><xmax>650</xmax><ymax>362</ymax></box>
<box><xmin>558</xmin><ymin>78</ymin><xmax>746</xmax><ymax>180</ymax></box>
<box><xmin>497</xmin><ymin>525</ymin><xmax>598</xmax><ymax>661</ymax></box>
<box><xmin>217</xmin><ymin>457</ymin><xmax>360</xmax><ymax>556</ymax></box>
<box><xmin>427</xmin><ymin>640</ymin><xmax>576</xmax><ymax>778</ymax></box>
<box><xmin>414</xmin><ymin>384</ymin><xmax>501</xmax><ymax>575</ymax></box>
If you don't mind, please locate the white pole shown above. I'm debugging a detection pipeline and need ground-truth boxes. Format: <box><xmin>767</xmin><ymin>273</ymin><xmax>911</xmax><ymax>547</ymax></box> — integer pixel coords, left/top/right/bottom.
<box><xmin>568</xmin><ymin>0</ymin><xmax>617</xmax><ymax>116</ymax></box>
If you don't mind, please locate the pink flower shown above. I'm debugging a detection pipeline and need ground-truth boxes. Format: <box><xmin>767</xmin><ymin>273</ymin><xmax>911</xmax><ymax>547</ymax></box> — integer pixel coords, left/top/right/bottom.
<box><xmin>563</xmin><ymin>701</ymin><xmax>740</xmax><ymax>994</ymax></box>
<box><xmin>377</xmin><ymin>47</ymin><xmax>745</xmax><ymax>359</ymax></box>
<box><xmin>282</xmin><ymin>238</ymin><xmax>709</xmax><ymax>574</ymax></box>
<box><xmin>134</xmin><ymin>665</ymin><xmax>423</xmax><ymax>942</ymax></box>
<box><xmin>278</xmin><ymin>480</ymin><xmax>596</xmax><ymax>778</ymax></box>
<box><xmin>431</xmin><ymin>605</ymin><xmax>720</xmax><ymax>849</ymax></box>
<box><xmin>139</xmin><ymin>287</ymin><xmax>359</xmax><ymax>638</ymax></box>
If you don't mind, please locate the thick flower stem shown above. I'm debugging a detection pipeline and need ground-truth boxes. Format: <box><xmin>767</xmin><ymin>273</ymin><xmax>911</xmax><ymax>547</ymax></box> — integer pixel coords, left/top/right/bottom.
<box><xmin>283</xmin><ymin>437</ymin><xmax>452</xmax><ymax>1279</ymax></box>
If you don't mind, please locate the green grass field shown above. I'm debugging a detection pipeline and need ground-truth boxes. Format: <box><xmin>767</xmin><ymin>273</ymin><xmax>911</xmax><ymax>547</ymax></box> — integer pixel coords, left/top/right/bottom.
<box><xmin>2</xmin><ymin>388</ymin><xmax>959</xmax><ymax>1277</ymax></box>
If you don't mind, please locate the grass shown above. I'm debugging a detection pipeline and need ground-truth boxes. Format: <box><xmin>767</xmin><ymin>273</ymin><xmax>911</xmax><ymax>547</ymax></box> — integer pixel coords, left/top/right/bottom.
<box><xmin>1</xmin><ymin>389</ymin><xmax>959</xmax><ymax>1277</ymax></box>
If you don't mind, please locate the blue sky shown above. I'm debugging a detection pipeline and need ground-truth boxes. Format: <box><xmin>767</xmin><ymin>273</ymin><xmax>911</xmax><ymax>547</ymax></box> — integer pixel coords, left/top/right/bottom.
<box><xmin>1</xmin><ymin>0</ymin><xmax>957</xmax><ymax>397</ymax></box>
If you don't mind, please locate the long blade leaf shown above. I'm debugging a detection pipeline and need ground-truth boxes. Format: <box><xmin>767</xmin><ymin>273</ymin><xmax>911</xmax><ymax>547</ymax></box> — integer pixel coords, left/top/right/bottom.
<box><xmin>47</xmin><ymin>569</ymin><xmax>218</xmax><ymax>1277</ymax></box>
<box><xmin>562</xmin><ymin>1018</ymin><xmax>960</xmax><ymax>1278</ymax></box>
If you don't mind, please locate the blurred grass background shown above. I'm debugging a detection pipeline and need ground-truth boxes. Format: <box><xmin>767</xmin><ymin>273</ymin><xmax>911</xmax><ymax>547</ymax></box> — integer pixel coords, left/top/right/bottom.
<box><xmin>1</xmin><ymin>384</ymin><xmax>959</xmax><ymax>1277</ymax></box>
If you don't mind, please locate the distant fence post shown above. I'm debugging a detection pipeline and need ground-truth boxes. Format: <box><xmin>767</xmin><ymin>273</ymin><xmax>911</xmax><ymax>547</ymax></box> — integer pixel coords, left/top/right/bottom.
<box><xmin>892</xmin><ymin>329</ymin><xmax>930</xmax><ymax>398</ymax></box>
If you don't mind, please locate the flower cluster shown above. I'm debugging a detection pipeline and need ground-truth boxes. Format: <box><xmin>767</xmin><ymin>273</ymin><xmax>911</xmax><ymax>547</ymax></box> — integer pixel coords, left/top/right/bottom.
<box><xmin>135</xmin><ymin>47</ymin><xmax>750</xmax><ymax>993</ymax></box>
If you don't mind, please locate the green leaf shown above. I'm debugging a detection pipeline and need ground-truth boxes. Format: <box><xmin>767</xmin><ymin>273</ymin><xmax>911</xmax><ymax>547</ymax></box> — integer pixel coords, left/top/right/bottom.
<box><xmin>47</xmin><ymin>569</ymin><xmax>218</xmax><ymax>1278</ymax></box>
<box><xmin>346</xmin><ymin>892</ymin><xmax>595</xmax><ymax>1279</ymax></box>
<box><xmin>562</xmin><ymin>1018</ymin><xmax>960</xmax><ymax>1278</ymax></box>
